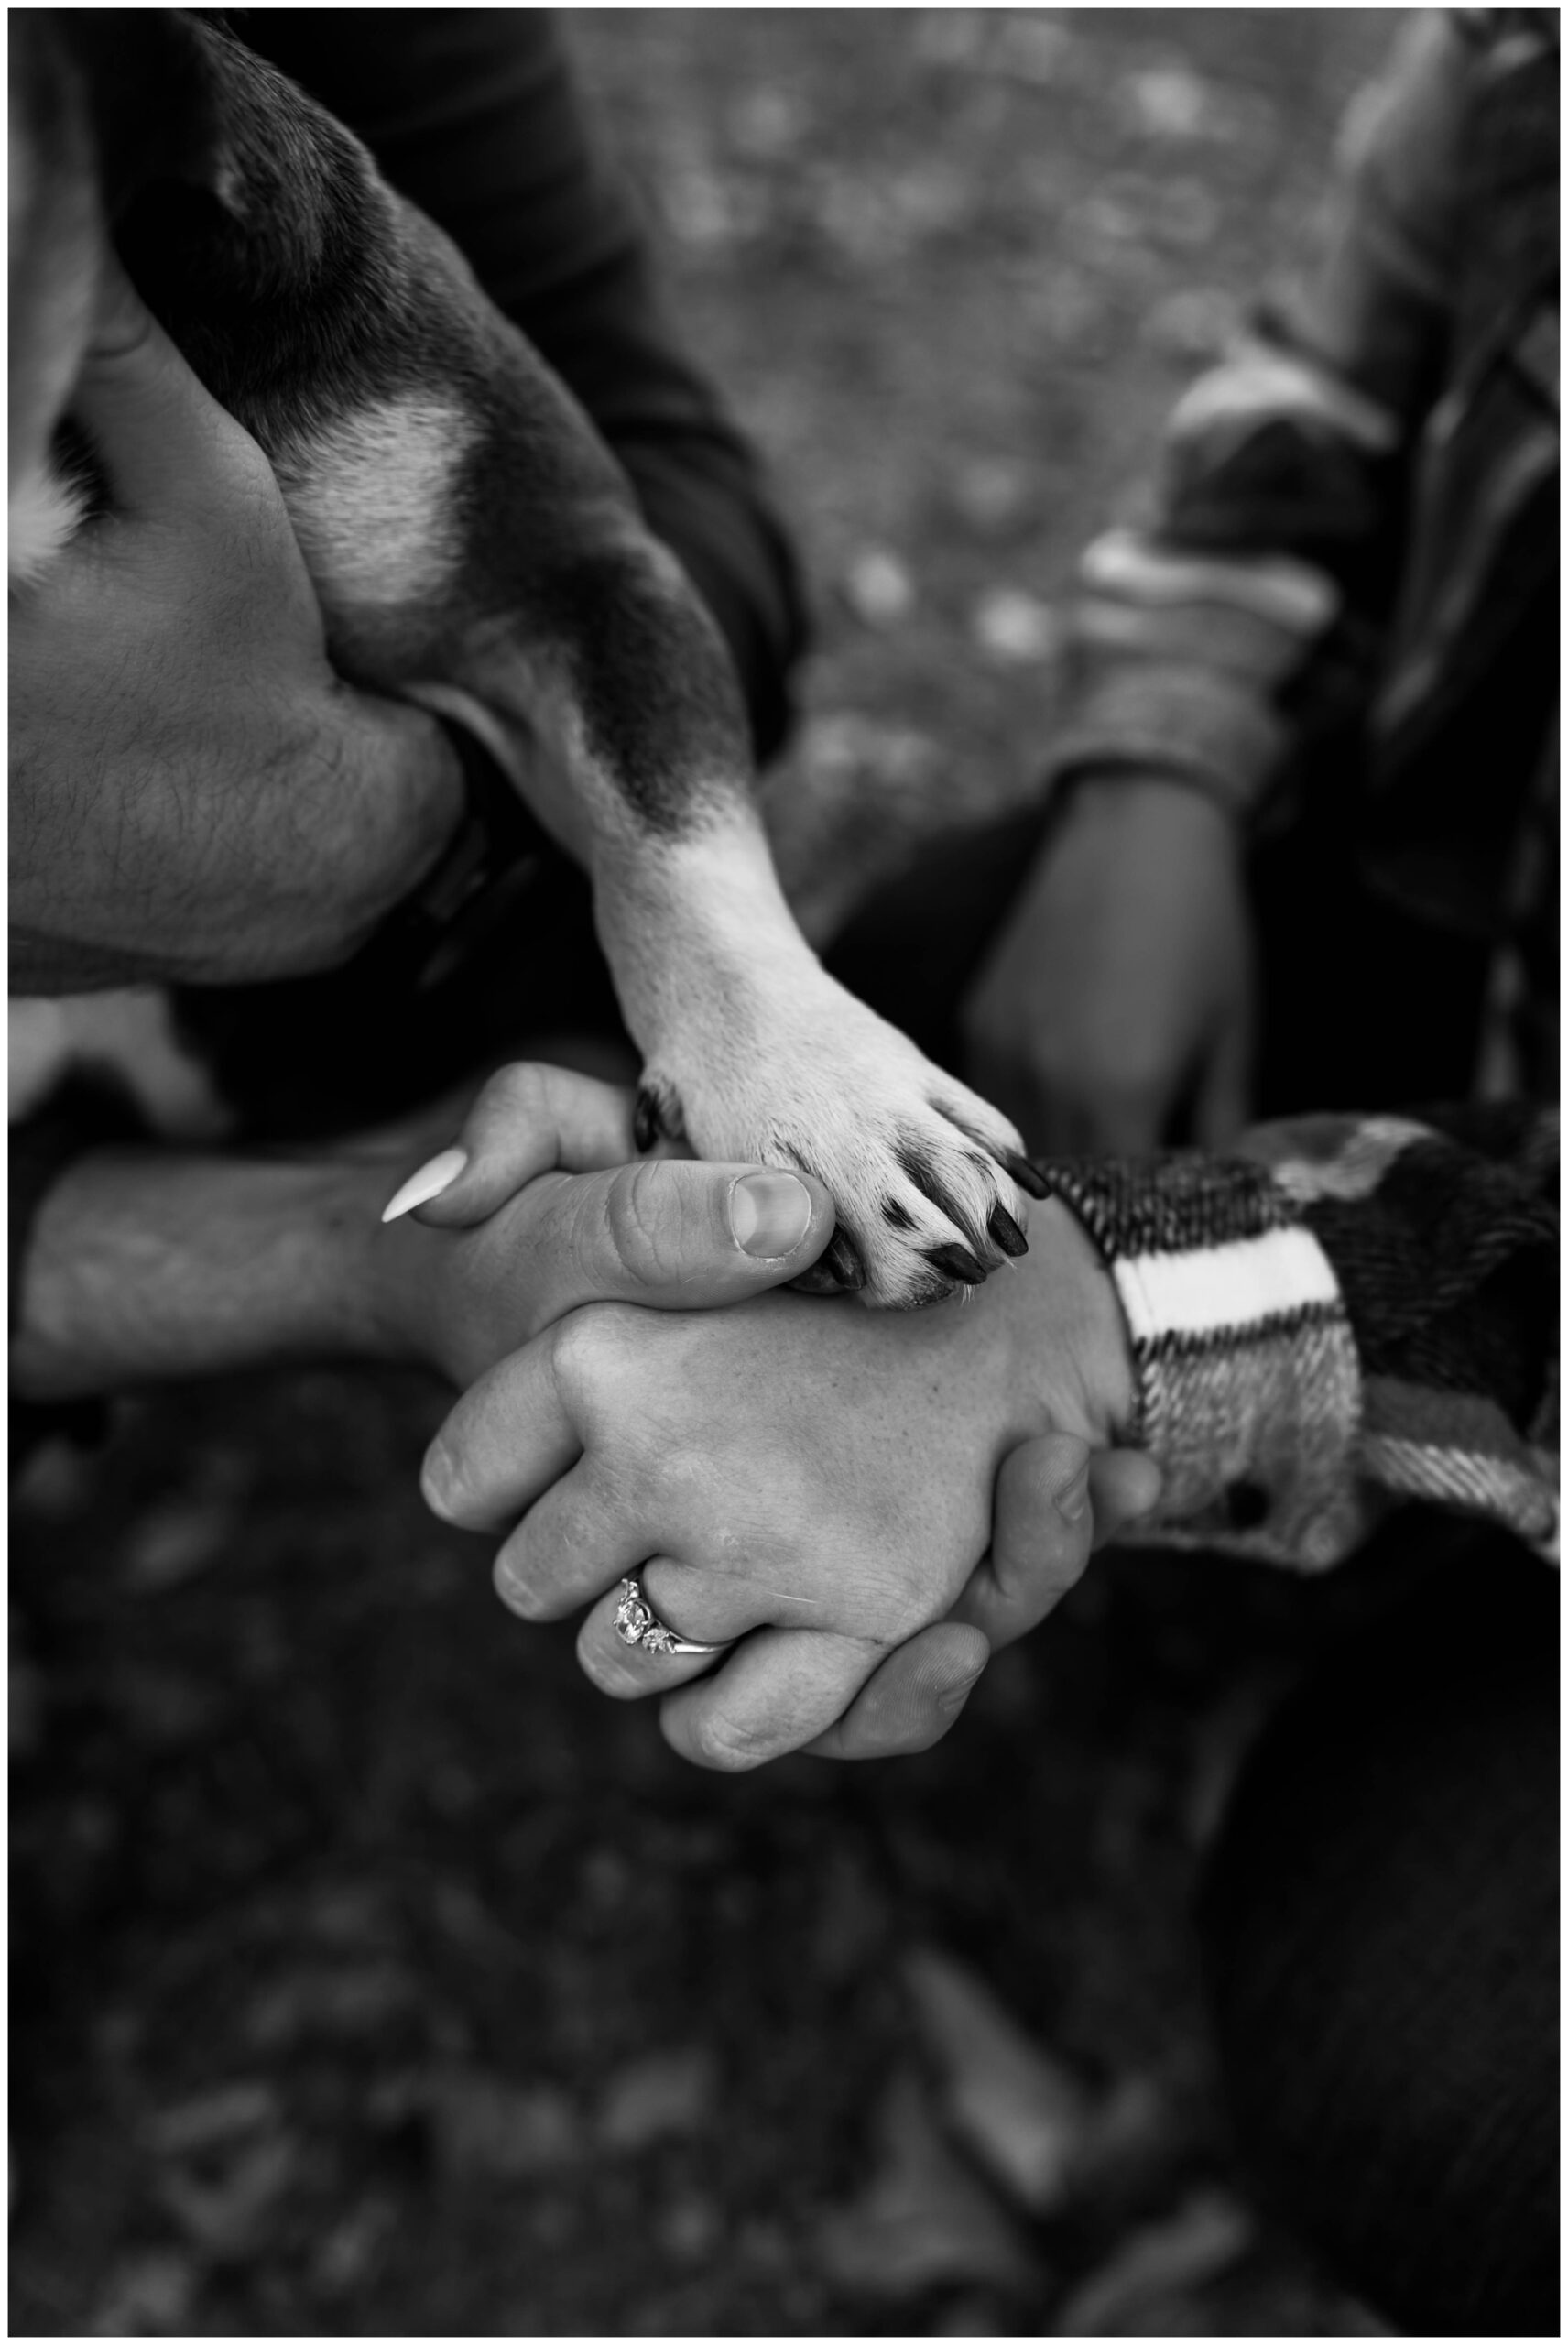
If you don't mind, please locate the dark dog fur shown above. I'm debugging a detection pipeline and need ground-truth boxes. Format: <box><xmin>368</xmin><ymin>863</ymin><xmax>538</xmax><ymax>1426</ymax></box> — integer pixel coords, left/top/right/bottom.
<box><xmin>9</xmin><ymin>10</ymin><xmax>1029</xmax><ymax>1304</ymax></box>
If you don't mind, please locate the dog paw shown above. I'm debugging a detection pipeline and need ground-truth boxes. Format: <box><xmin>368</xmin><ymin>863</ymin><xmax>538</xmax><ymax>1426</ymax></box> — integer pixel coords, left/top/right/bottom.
<box><xmin>633</xmin><ymin>1073</ymin><xmax>686</xmax><ymax>1152</ymax></box>
<box><xmin>641</xmin><ymin>977</ymin><xmax>1040</xmax><ymax>1308</ymax></box>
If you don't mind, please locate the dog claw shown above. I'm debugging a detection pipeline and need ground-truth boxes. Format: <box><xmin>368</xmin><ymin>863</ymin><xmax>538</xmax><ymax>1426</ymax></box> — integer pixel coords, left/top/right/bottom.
<box><xmin>926</xmin><ymin>1241</ymin><xmax>987</xmax><ymax>1285</ymax></box>
<box><xmin>987</xmin><ymin>1203</ymin><xmax>1029</xmax><ymax>1259</ymax></box>
<box><xmin>1004</xmin><ymin>1151</ymin><xmax>1051</xmax><ymax>1201</ymax></box>
<box><xmin>635</xmin><ymin>1078</ymin><xmax>684</xmax><ymax>1153</ymax></box>
<box><xmin>792</xmin><ymin>1228</ymin><xmax>866</xmax><ymax>1296</ymax></box>
<box><xmin>822</xmin><ymin>1229</ymin><xmax>866</xmax><ymax>1290</ymax></box>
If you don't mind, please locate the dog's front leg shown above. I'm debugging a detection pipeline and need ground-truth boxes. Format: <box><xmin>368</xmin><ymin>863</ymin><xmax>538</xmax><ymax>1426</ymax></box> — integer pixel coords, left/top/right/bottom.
<box><xmin>590</xmin><ymin>809</ymin><xmax>1034</xmax><ymax>1309</ymax></box>
<box><xmin>423</xmin><ymin>519</ymin><xmax>1031</xmax><ymax>1307</ymax></box>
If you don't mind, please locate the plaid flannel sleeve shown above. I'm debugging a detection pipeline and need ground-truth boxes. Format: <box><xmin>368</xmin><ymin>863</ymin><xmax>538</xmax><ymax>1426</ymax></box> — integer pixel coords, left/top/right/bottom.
<box><xmin>1042</xmin><ymin>1103</ymin><xmax>1559</xmax><ymax>1569</ymax></box>
<box><xmin>1045</xmin><ymin>13</ymin><xmax>1472</xmax><ymax>822</ymax></box>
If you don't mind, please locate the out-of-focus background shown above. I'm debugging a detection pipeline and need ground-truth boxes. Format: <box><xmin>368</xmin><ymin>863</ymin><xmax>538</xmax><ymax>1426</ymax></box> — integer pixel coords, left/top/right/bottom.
<box><xmin>11</xmin><ymin>13</ymin><xmax>1399</xmax><ymax>2336</ymax></box>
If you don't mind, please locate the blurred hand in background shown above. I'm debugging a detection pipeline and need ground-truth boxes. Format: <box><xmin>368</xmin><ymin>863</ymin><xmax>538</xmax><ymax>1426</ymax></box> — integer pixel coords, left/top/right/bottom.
<box><xmin>962</xmin><ymin>774</ymin><xmax>1255</xmax><ymax>1155</ymax></box>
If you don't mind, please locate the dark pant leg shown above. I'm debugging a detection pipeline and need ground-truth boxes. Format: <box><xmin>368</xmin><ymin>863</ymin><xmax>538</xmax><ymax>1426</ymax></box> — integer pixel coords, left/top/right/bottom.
<box><xmin>823</xmin><ymin>800</ymin><xmax>1062</xmax><ymax>1075</ymax></box>
<box><xmin>1248</xmin><ymin>811</ymin><xmax>1496</xmax><ymax>1118</ymax></box>
<box><xmin>1197</xmin><ymin>1532</ymin><xmax>1559</xmax><ymax>2337</ymax></box>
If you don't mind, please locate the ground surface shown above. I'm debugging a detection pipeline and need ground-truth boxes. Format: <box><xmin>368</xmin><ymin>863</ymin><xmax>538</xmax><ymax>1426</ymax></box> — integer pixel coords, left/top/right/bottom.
<box><xmin>13</xmin><ymin>12</ymin><xmax>1402</xmax><ymax>2336</ymax></box>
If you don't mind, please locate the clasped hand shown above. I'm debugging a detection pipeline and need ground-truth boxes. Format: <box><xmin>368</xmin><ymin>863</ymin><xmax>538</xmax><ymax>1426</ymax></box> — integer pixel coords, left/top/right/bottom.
<box><xmin>10</xmin><ymin>263</ymin><xmax>461</xmax><ymax>995</ymax></box>
<box><xmin>383</xmin><ymin>1064</ymin><xmax>1157</xmax><ymax>1769</ymax></box>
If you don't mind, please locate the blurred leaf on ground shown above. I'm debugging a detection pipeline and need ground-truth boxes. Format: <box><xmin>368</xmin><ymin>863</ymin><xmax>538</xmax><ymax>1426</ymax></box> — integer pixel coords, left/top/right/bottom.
<box><xmin>814</xmin><ymin>2065</ymin><xmax>1041</xmax><ymax>2303</ymax></box>
<box><xmin>904</xmin><ymin>1943</ymin><xmax>1089</xmax><ymax>2214</ymax></box>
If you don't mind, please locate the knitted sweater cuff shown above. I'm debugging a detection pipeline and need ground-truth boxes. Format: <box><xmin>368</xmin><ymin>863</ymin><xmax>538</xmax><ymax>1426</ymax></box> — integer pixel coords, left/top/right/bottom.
<box><xmin>1041</xmin><ymin>1152</ymin><xmax>1366</xmax><ymax>1568</ymax></box>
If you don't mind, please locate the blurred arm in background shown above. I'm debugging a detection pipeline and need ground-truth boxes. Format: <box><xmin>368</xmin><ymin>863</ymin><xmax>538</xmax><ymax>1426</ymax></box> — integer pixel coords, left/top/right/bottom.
<box><xmin>965</xmin><ymin>10</ymin><xmax>1556</xmax><ymax>1149</ymax></box>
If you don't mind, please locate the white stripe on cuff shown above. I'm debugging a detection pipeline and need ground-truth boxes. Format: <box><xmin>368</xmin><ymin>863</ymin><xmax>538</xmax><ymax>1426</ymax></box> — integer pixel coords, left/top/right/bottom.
<box><xmin>1115</xmin><ymin>1225</ymin><xmax>1343</xmax><ymax>1347</ymax></box>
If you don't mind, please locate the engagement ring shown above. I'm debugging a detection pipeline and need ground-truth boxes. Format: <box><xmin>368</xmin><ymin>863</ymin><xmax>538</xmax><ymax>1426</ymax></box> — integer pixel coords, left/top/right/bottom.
<box><xmin>614</xmin><ymin>1577</ymin><xmax>732</xmax><ymax>1657</ymax></box>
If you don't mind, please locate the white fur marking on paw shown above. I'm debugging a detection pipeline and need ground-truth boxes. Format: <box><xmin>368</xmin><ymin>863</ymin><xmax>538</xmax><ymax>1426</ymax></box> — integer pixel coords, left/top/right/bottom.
<box><xmin>607</xmin><ymin>838</ymin><xmax>1026</xmax><ymax>1304</ymax></box>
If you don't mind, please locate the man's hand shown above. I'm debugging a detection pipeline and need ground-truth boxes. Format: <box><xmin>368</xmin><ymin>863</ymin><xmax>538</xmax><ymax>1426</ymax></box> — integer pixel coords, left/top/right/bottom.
<box><xmin>369</xmin><ymin>1063</ymin><xmax>838</xmax><ymax>1390</ymax></box>
<box><xmin>372</xmin><ymin>1063</ymin><xmax>1155</xmax><ymax>1762</ymax></box>
<box><xmin>420</xmin><ymin>1192</ymin><xmax>1139</xmax><ymax>1770</ymax></box>
<box><xmin>13</xmin><ymin>1057</ymin><xmax>1152</xmax><ymax>1768</ymax></box>
<box><xmin>963</xmin><ymin>775</ymin><xmax>1254</xmax><ymax>1154</ymax></box>
<box><xmin>9</xmin><ymin>264</ymin><xmax>463</xmax><ymax>995</ymax></box>
<box><xmin>803</xmin><ymin>1433</ymin><xmax>1160</xmax><ymax>1760</ymax></box>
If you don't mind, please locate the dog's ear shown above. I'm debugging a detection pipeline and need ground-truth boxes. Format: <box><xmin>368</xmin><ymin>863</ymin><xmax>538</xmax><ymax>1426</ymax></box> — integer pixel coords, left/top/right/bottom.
<box><xmin>49</xmin><ymin>10</ymin><xmax>224</xmax><ymax>220</ymax></box>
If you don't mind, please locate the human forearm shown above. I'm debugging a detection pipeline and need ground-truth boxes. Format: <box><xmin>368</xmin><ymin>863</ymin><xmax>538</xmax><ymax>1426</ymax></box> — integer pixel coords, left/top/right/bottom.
<box><xmin>10</xmin><ymin>686</ymin><xmax>465</xmax><ymax>996</ymax></box>
<box><xmin>10</xmin><ymin>1146</ymin><xmax>404</xmax><ymax>1401</ymax></box>
<box><xmin>9</xmin><ymin>1068</ymin><xmax>843</xmax><ymax>1407</ymax></box>
<box><xmin>1045</xmin><ymin>18</ymin><xmax>1472</xmax><ymax>825</ymax></box>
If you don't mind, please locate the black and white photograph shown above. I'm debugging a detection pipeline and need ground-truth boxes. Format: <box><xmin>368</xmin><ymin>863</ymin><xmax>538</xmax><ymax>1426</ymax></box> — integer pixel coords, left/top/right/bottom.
<box><xmin>9</xmin><ymin>6</ymin><xmax>1558</xmax><ymax>2335</ymax></box>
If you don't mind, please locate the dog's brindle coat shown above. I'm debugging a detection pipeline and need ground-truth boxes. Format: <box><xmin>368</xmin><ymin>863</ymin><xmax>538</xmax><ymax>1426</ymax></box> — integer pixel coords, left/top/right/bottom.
<box><xmin>10</xmin><ymin>11</ymin><xmax>1031</xmax><ymax>1304</ymax></box>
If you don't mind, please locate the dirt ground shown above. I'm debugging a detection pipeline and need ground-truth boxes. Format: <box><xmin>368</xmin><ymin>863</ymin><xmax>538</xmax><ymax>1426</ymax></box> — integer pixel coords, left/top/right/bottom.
<box><xmin>12</xmin><ymin>12</ymin><xmax>1404</xmax><ymax>2336</ymax></box>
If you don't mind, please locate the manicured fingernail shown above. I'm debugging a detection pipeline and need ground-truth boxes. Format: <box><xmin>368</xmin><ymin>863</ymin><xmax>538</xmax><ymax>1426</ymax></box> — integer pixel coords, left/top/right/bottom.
<box><xmin>419</xmin><ymin>1443</ymin><xmax>456</xmax><ymax>1518</ymax></box>
<box><xmin>493</xmin><ymin>1555</ymin><xmax>540</xmax><ymax>1620</ymax></box>
<box><xmin>730</xmin><ymin>1171</ymin><xmax>813</xmax><ymax>1257</ymax></box>
<box><xmin>382</xmin><ymin>1146</ymin><xmax>467</xmax><ymax>1223</ymax></box>
<box><xmin>1057</xmin><ymin>1464</ymin><xmax>1090</xmax><ymax>1522</ymax></box>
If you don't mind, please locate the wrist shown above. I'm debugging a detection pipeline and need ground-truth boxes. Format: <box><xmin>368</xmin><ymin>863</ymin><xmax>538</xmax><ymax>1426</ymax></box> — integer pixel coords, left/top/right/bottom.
<box><xmin>10</xmin><ymin>1145</ymin><xmax>419</xmax><ymax>1401</ymax></box>
<box><xmin>1059</xmin><ymin>768</ymin><xmax>1244</xmax><ymax>846</ymax></box>
<box><xmin>1035</xmin><ymin>1150</ymin><xmax>1362</xmax><ymax>1561</ymax></box>
<box><xmin>1030</xmin><ymin>1196</ymin><xmax>1138</xmax><ymax>1444</ymax></box>
<box><xmin>296</xmin><ymin>692</ymin><xmax>470</xmax><ymax>966</ymax></box>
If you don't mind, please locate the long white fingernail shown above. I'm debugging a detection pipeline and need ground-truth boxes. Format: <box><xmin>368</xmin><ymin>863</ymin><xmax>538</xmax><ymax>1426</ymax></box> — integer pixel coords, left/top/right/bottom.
<box><xmin>381</xmin><ymin>1146</ymin><xmax>468</xmax><ymax>1223</ymax></box>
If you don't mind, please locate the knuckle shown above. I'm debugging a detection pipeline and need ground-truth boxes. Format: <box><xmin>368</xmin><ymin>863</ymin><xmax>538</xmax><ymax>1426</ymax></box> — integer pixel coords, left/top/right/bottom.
<box><xmin>546</xmin><ymin>1305</ymin><xmax>603</xmax><ymax>1397</ymax></box>
<box><xmin>547</xmin><ymin>1300</ymin><xmax>638</xmax><ymax>1405</ymax></box>
<box><xmin>600</xmin><ymin>1158</ymin><xmax>680</xmax><ymax>1287</ymax></box>
<box><xmin>479</xmin><ymin>1059</ymin><xmax>550</xmax><ymax>1131</ymax></box>
<box><xmin>877</xmin><ymin>1585</ymin><xmax>936</xmax><ymax>1651</ymax></box>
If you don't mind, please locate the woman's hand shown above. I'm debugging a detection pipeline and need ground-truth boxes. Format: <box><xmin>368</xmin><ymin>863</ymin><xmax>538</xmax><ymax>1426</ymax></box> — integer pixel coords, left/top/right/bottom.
<box><xmin>12</xmin><ymin>1055</ymin><xmax>1150</xmax><ymax>1771</ymax></box>
<box><xmin>963</xmin><ymin>775</ymin><xmax>1255</xmax><ymax>1154</ymax></box>
<box><xmin>368</xmin><ymin>1062</ymin><xmax>1153</xmax><ymax>1761</ymax></box>
<box><xmin>420</xmin><ymin>1191</ymin><xmax>1139</xmax><ymax>1768</ymax></box>
<box><xmin>10</xmin><ymin>266</ymin><xmax>463</xmax><ymax>995</ymax></box>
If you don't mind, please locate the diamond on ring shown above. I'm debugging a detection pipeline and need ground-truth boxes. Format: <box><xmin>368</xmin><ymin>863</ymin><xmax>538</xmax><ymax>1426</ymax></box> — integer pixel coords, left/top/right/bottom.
<box><xmin>613</xmin><ymin>1577</ymin><xmax>730</xmax><ymax>1658</ymax></box>
<box><xmin>615</xmin><ymin>1581</ymin><xmax>655</xmax><ymax>1646</ymax></box>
